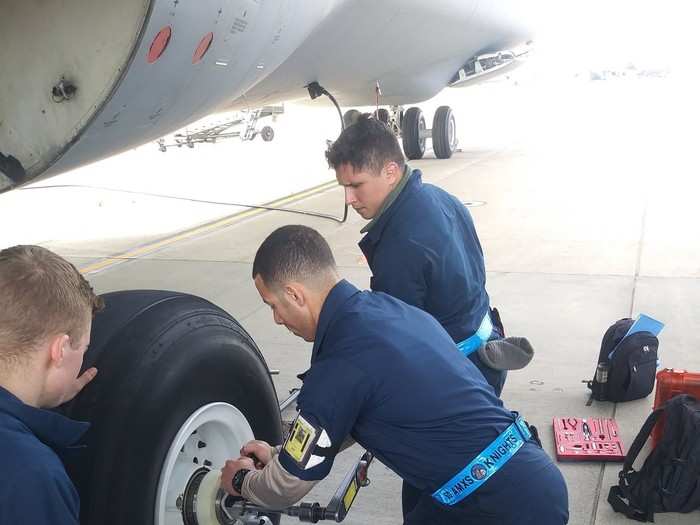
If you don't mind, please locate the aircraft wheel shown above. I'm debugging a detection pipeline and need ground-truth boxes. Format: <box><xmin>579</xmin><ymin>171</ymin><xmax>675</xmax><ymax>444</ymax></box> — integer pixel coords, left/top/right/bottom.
<box><xmin>260</xmin><ymin>125</ymin><xmax>275</xmax><ymax>142</ymax></box>
<box><xmin>402</xmin><ymin>107</ymin><xmax>426</xmax><ymax>160</ymax></box>
<box><xmin>60</xmin><ymin>290</ymin><xmax>283</xmax><ymax>525</ymax></box>
<box><xmin>342</xmin><ymin>109</ymin><xmax>361</xmax><ymax>128</ymax></box>
<box><xmin>432</xmin><ymin>106</ymin><xmax>457</xmax><ymax>159</ymax></box>
<box><xmin>373</xmin><ymin>108</ymin><xmax>390</xmax><ymax>124</ymax></box>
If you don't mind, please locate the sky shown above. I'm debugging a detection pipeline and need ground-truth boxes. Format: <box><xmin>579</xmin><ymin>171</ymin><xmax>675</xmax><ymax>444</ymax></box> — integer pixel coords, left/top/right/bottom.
<box><xmin>530</xmin><ymin>1</ymin><xmax>700</xmax><ymax>76</ymax></box>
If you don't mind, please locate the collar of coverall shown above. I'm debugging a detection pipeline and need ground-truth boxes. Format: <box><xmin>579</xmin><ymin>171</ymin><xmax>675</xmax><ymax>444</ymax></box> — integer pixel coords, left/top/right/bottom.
<box><xmin>308</xmin><ymin>279</ymin><xmax>361</xmax><ymax>364</ymax></box>
<box><xmin>0</xmin><ymin>385</ymin><xmax>89</xmax><ymax>450</ymax></box>
<box><xmin>360</xmin><ymin>163</ymin><xmax>414</xmax><ymax>234</ymax></box>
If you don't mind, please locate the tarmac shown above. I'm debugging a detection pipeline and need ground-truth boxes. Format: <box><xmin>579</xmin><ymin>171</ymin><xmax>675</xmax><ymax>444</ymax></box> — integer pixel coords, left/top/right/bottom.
<box><xmin>5</xmin><ymin>74</ymin><xmax>699</xmax><ymax>524</ymax></box>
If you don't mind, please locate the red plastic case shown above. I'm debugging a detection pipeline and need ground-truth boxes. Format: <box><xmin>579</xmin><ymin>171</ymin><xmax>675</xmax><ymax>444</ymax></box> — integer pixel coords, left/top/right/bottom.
<box><xmin>652</xmin><ymin>368</ymin><xmax>700</xmax><ymax>446</ymax></box>
<box><xmin>553</xmin><ymin>417</ymin><xmax>625</xmax><ymax>462</ymax></box>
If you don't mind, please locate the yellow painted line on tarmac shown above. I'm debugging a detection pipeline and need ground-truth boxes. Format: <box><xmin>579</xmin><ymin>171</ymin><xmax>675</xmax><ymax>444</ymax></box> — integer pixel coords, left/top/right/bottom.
<box><xmin>78</xmin><ymin>179</ymin><xmax>339</xmax><ymax>275</ymax></box>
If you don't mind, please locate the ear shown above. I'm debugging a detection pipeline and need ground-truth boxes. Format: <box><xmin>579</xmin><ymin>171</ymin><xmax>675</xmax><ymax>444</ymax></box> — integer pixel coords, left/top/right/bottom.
<box><xmin>47</xmin><ymin>334</ymin><xmax>70</xmax><ymax>368</ymax></box>
<box><xmin>383</xmin><ymin>161</ymin><xmax>401</xmax><ymax>184</ymax></box>
<box><xmin>283</xmin><ymin>283</ymin><xmax>306</xmax><ymax>307</ymax></box>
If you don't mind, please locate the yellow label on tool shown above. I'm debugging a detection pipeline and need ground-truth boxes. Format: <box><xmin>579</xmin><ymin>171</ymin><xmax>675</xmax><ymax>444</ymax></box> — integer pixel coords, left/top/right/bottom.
<box><xmin>343</xmin><ymin>479</ymin><xmax>358</xmax><ymax>511</ymax></box>
<box><xmin>284</xmin><ymin>415</ymin><xmax>317</xmax><ymax>463</ymax></box>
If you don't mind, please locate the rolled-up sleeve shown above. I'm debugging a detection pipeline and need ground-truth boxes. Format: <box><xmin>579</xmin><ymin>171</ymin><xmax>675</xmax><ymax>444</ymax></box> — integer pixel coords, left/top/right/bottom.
<box><xmin>242</xmin><ymin>455</ymin><xmax>318</xmax><ymax>509</ymax></box>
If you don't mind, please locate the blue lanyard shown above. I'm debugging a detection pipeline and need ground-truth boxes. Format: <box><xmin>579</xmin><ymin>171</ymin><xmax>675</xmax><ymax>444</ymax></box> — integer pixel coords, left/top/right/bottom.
<box><xmin>456</xmin><ymin>311</ymin><xmax>493</xmax><ymax>357</ymax></box>
<box><xmin>432</xmin><ymin>416</ymin><xmax>532</xmax><ymax>506</ymax></box>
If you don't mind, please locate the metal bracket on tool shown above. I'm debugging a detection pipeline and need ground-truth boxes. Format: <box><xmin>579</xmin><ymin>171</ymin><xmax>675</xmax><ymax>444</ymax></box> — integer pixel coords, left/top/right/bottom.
<box><xmin>279</xmin><ymin>388</ymin><xmax>301</xmax><ymax>412</ymax></box>
<box><xmin>226</xmin><ymin>450</ymin><xmax>374</xmax><ymax>523</ymax></box>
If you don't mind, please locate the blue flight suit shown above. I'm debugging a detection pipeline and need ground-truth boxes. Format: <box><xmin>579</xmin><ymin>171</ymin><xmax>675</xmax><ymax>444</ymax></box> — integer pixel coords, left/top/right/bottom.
<box><xmin>278</xmin><ymin>280</ymin><xmax>568</xmax><ymax>525</ymax></box>
<box><xmin>359</xmin><ymin>167</ymin><xmax>506</xmax><ymax>395</ymax></box>
<box><xmin>0</xmin><ymin>386</ymin><xmax>88</xmax><ymax>525</ymax></box>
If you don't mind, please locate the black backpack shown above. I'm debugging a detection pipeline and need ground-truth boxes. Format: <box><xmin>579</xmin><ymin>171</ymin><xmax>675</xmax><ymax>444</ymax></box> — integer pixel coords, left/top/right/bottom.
<box><xmin>608</xmin><ymin>394</ymin><xmax>700</xmax><ymax>521</ymax></box>
<box><xmin>587</xmin><ymin>318</ymin><xmax>659</xmax><ymax>402</ymax></box>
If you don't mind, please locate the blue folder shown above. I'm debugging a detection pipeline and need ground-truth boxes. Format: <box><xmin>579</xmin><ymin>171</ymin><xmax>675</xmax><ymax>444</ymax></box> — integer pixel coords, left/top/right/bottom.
<box><xmin>608</xmin><ymin>314</ymin><xmax>664</xmax><ymax>359</ymax></box>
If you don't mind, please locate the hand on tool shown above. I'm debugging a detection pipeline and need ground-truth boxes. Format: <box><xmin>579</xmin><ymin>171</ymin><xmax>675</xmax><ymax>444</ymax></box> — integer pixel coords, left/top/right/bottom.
<box><xmin>240</xmin><ymin>440</ymin><xmax>274</xmax><ymax>469</ymax></box>
<box><xmin>221</xmin><ymin>456</ymin><xmax>256</xmax><ymax>497</ymax></box>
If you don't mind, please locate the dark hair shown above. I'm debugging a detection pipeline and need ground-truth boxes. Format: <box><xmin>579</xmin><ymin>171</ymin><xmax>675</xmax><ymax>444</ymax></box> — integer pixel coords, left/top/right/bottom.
<box><xmin>325</xmin><ymin>114</ymin><xmax>405</xmax><ymax>173</ymax></box>
<box><xmin>252</xmin><ymin>225</ymin><xmax>337</xmax><ymax>288</ymax></box>
<box><xmin>0</xmin><ymin>245</ymin><xmax>104</xmax><ymax>370</ymax></box>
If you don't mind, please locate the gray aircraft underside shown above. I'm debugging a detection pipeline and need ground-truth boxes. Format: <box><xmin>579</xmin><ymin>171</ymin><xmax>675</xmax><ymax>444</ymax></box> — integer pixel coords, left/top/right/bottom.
<box><xmin>0</xmin><ymin>0</ymin><xmax>530</xmax><ymax>194</ymax></box>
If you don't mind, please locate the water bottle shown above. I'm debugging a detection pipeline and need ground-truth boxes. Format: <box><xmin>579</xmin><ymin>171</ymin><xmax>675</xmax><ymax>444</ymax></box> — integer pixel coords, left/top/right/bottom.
<box><xmin>592</xmin><ymin>362</ymin><xmax>609</xmax><ymax>401</ymax></box>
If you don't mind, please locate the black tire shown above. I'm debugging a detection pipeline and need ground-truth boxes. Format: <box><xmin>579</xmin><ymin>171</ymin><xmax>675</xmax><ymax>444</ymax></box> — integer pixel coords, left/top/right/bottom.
<box><xmin>260</xmin><ymin>125</ymin><xmax>275</xmax><ymax>142</ymax></box>
<box><xmin>342</xmin><ymin>108</ymin><xmax>361</xmax><ymax>129</ymax></box>
<box><xmin>373</xmin><ymin>108</ymin><xmax>390</xmax><ymax>124</ymax></box>
<box><xmin>432</xmin><ymin>105</ymin><xmax>457</xmax><ymax>159</ymax></box>
<box><xmin>60</xmin><ymin>290</ymin><xmax>283</xmax><ymax>525</ymax></box>
<box><xmin>402</xmin><ymin>107</ymin><xmax>426</xmax><ymax>160</ymax></box>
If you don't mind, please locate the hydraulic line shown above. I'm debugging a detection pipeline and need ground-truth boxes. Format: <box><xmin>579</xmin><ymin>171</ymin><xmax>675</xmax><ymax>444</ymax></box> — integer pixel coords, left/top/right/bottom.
<box><xmin>20</xmin><ymin>182</ymin><xmax>348</xmax><ymax>223</ymax></box>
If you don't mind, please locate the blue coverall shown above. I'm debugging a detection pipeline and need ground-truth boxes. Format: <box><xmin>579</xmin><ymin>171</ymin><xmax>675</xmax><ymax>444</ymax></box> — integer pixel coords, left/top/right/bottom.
<box><xmin>359</xmin><ymin>167</ymin><xmax>506</xmax><ymax>394</ymax></box>
<box><xmin>0</xmin><ymin>386</ymin><xmax>87</xmax><ymax>525</ymax></box>
<box><xmin>279</xmin><ymin>280</ymin><xmax>568</xmax><ymax>525</ymax></box>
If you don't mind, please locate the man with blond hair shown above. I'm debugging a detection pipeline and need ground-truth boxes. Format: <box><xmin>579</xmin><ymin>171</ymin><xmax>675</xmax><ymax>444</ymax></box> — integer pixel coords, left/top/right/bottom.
<box><xmin>0</xmin><ymin>245</ymin><xmax>104</xmax><ymax>525</ymax></box>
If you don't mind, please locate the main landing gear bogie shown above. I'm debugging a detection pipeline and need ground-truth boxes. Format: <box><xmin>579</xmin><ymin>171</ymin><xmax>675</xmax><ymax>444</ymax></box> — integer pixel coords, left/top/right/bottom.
<box><xmin>343</xmin><ymin>105</ymin><xmax>458</xmax><ymax>160</ymax></box>
<box><xmin>401</xmin><ymin>105</ymin><xmax>458</xmax><ymax>160</ymax></box>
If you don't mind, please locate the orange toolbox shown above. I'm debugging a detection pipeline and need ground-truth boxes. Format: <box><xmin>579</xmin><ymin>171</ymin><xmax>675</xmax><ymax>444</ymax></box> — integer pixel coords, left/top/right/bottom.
<box><xmin>652</xmin><ymin>368</ymin><xmax>700</xmax><ymax>446</ymax></box>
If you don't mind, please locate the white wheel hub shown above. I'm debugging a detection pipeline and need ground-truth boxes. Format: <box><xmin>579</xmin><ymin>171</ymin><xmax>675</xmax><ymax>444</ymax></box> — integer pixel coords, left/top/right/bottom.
<box><xmin>155</xmin><ymin>403</ymin><xmax>254</xmax><ymax>525</ymax></box>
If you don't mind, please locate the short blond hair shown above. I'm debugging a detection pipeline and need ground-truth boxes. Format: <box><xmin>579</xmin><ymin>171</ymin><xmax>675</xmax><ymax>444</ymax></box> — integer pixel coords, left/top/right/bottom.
<box><xmin>0</xmin><ymin>245</ymin><xmax>104</xmax><ymax>370</ymax></box>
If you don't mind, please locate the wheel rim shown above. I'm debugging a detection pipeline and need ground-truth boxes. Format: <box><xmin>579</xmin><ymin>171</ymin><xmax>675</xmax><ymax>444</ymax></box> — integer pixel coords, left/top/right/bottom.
<box><xmin>154</xmin><ymin>403</ymin><xmax>254</xmax><ymax>525</ymax></box>
<box><xmin>418</xmin><ymin>116</ymin><xmax>426</xmax><ymax>152</ymax></box>
<box><xmin>448</xmin><ymin>113</ymin><xmax>457</xmax><ymax>151</ymax></box>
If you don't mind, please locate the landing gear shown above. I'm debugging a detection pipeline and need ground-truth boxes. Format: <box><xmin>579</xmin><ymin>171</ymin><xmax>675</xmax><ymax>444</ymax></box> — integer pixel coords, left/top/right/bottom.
<box><xmin>342</xmin><ymin>104</ymin><xmax>458</xmax><ymax>160</ymax></box>
<box><xmin>400</xmin><ymin>105</ymin><xmax>457</xmax><ymax>160</ymax></box>
<box><xmin>60</xmin><ymin>290</ymin><xmax>283</xmax><ymax>525</ymax></box>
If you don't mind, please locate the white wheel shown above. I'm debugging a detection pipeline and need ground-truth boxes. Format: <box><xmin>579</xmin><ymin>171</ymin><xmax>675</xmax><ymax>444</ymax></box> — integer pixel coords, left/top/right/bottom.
<box><xmin>260</xmin><ymin>126</ymin><xmax>274</xmax><ymax>142</ymax></box>
<box><xmin>155</xmin><ymin>403</ymin><xmax>254</xmax><ymax>525</ymax></box>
